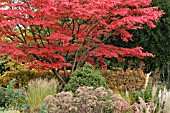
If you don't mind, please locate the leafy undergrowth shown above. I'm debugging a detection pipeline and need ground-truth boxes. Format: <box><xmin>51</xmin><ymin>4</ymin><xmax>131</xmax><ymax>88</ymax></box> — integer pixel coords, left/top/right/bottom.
<box><xmin>0</xmin><ymin>63</ymin><xmax>169</xmax><ymax>113</ymax></box>
<box><xmin>1</xmin><ymin>77</ymin><xmax>170</xmax><ymax>113</ymax></box>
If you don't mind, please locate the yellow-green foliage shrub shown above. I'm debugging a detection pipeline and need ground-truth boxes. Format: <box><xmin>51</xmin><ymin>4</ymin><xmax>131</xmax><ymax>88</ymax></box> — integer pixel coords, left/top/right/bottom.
<box><xmin>1</xmin><ymin>70</ymin><xmax>56</xmax><ymax>87</ymax></box>
<box><xmin>0</xmin><ymin>56</ymin><xmax>29</xmax><ymax>72</ymax></box>
<box><xmin>103</xmin><ymin>68</ymin><xmax>146</xmax><ymax>92</ymax></box>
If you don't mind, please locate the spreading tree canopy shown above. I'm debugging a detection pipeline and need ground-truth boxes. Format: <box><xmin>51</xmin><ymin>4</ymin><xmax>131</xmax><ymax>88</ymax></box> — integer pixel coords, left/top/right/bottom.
<box><xmin>0</xmin><ymin>0</ymin><xmax>164</xmax><ymax>82</ymax></box>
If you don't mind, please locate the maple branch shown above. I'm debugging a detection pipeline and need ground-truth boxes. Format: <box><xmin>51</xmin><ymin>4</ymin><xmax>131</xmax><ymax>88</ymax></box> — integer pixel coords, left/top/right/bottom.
<box><xmin>72</xmin><ymin>23</ymin><xmax>99</xmax><ymax>70</ymax></box>
<box><xmin>75</xmin><ymin>49</ymin><xmax>89</xmax><ymax>69</ymax></box>
<box><xmin>49</xmin><ymin>58</ymin><xmax>66</xmax><ymax>85</ymax></box>
<box><xmin>74</xmin><ymin>19</ymin><xmax>81</xmax><ymax>34</ymax></box>
<box><xmin>71</xmin><ymin>51</ymin><xmax>78</xmax><ymax>73</ymax></box>
<box><xmin>14</xmin><ymin>35</ymin><xmax>25</xmax><ymax>43</ymax></box>
<box><xmin>70</xmin><ymin>19</ymin><xmax>76</xmax><ymax>44</ymax></box>
<box><xmin>84</xmin><ymin>23</ymin><xmax>99</xmax><ymax>42</ymax></box>
<box><xmin>102</xmin><ymin>26</ymin><xmax>124</xmax><ymax>43</ymax></box>
<box><xmin>30</xmin><ymin>25</ymin><xmax>38</xmax><ymax>43</ymax></box>
<box><xmin>70</xmin><ymin>15</ymin><xmax>94</xmax><ymax>43</ymax></box>
<box><xmin>65</xmin><ymin>51</ymin><xmax>69</xmax><ymax>62</ymax></box>
<box><xmin>78</xmin><ymin>23</ymin><xmax>99</xmax><ymax>52</ymax></box>
<box><xmin>22</xmin><ymin>24</ymin><xmax>27</xmax><ymax>38</ymax></box>
<box><xmin>52</xmin><ymin>68</ymin><xmax>66</xmax><ymax>88</ymax></box>
<box><xmin>44</xmin><ymin>27</ymin><xmax>51</xmax><ymax>44</ymax></box>
<box><xmin>72</xmin><ymin>19</ymin><xmax>75</xmax><ymax>37</ymax></box>
<box><xmin>47</xmin><ymin>27</ymin><xmax>51</xmax><ymax>35</ymax></box>
<box><xmin>63</xmin><ymin>65</ymin><xmax>68</xmax><ymax>80</ymax></box>
<box><xmin>61</xmin><ymin>15</ymin><xmax>73</xmax><ymax>31</ymax></box>
<box><xmin>16</xmin><ymin>24</ymin><xmax>27</xmax><ymax>44</ymax></box>
<box><xmin>76</xmin><ymin>45</ymin><xmax>98</xmax><ymax>69</ymax></box>
<box><xmin>35</xmin><ymin>26</ymin><xmax>45</xmax><ymax>48</ymax></box>
<box><xmin>5</xmin><ymin>26</ymin><xmax>24</xmax><ymax>43</ymax></box>
<box><xmin>65</xmin><ymin>22</ymin><xmax>73</xmax><ymax>31</ymax></box>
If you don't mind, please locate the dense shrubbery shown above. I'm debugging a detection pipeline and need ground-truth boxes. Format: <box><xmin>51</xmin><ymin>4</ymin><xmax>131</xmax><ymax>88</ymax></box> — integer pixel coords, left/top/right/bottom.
<box><xmin>44</xmin><ymin>86</ymin><xmax>127</xmax><ymax>113</ymax></box>
<box><xmin>0</xmin><ymin>66</ymin><xmax>169</xmax><ymax>112</ymax></box>
<box><xmin>44</xmin><ymin>86</ymin><xmax>166</xmax><ymax>113</ymax></box>
<box><xmin>104</xmin><ymin>68</ymin><xmax>146</xmax><ymax>92</ymax></box>
<box><xmin>0</xmin><ymin>79</ymin><xmax>28</xmax><ymax>111</ymax></box>
<box><xmin>1</xmin><ymin>70</ymin><xmax>56</xmax><ymax>87</ymax></box>
<box><xmin>0</xmin><ymin>56</ymin><xmax>71</xmax><ymax>88</ymax></box>
<box><xmin>63</xmin><ymin>63</ymin><xmax>109</xmax><ymax>92</ymax></box>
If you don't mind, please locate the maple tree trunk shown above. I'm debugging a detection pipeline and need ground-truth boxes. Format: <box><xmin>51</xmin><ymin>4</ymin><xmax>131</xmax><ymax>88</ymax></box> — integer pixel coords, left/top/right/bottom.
<box><xmin>51</xmin><ymin>68</ymin><xmax>66</xmax><ymax>92</ymax></box>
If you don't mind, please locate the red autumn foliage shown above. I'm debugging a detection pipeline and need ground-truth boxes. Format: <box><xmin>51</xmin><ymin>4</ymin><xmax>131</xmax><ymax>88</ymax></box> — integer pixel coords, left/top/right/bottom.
<box><xmin>0</xmin><ymin>0</ymin><xmax>164</xmax><ymax>72</ymax></box>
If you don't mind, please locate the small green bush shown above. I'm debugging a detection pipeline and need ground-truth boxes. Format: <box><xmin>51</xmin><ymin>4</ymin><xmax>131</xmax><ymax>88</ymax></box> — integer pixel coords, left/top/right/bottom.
<box><xmin>63</xmin><ymin>63</ymin><xmax>109</xmax><ymax>92</ymax></box>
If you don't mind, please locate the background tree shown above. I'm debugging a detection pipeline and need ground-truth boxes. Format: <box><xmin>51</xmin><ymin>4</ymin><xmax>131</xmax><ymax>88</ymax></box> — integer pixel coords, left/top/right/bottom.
<box><xmin>106</xmin><ymin>0</ymin><xmax>170</xmax><ymax>83</ymax></box>
<box><xmin>108</xmin><ymin>0</ymin><xmax>169</xmax><ymax>71</ymax></box>
<box><xmin>105</xmin><ymin>0</ymin><xmax>170</xmax><ymax>86</ymax></box>
<box><xmin>0</xmin><ymin>0</ymin><xmax>164</xmax><ymax>84</ymax></box>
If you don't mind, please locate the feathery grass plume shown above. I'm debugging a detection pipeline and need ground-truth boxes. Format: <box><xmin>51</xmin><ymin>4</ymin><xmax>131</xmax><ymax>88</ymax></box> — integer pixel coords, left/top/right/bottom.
<box><xmin>151</xmin><ymin>85</ymin><xmax>157</xmax><ymax>102</ymax></box>
<box><xmin>142</xmin><ymin>72</ymin><xmax>152</xmax><ymax>93</ymax></box>
<box><xmin>149</xmin><ymin>85</ymin><xmax>169</xmax><ymax>113</ymax></box>
<box><xmin>138</xmin><ymin>96</ymin><xmax>155</xmax><ymax>113</ymax></box>
<box><xmin>125</xmin><ymin>90</ymin><xmax>130</xmax><ymax>104</ymax></box>
<box><xmin>138</xmin><ymin>96</ymin><xmax>146</xmax><ymax>112</ymax></box>
<box><xmin>27</xmin><ymin>78</ymin><xmax>59</xmax><ymax>111</ymax></box>
<box><xmin>164</xmin><ymin>91</ymin><xmax>170</xmax><ymax>113</ymax></box>
<box><xmin>2</xmin><ymin>110</ymin><xmax>20</xmax><ymax>113</ymax></box>
<box><xmin>156</xmin><ymin>86</ymin><xmax>168</xmax><ymax>113</ymax></box>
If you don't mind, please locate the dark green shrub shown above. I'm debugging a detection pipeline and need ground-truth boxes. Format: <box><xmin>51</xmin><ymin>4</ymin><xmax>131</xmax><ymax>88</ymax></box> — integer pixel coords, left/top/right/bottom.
<box><xmin>63</xmin><ymin>63</ymin><xmax>109</xmax><ymax>92</ymax></box>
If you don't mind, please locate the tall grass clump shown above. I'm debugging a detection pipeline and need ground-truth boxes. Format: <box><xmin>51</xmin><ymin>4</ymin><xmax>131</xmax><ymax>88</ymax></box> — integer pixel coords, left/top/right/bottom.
<box><xmin>164</xmin><ymin>91</ymin><xmax>170</xmax><ymax>113</ymax></box>
<box><xmin>27</xmin><ymin>78</ymin><xmax>59</xmax><ymax>111</ymax></box>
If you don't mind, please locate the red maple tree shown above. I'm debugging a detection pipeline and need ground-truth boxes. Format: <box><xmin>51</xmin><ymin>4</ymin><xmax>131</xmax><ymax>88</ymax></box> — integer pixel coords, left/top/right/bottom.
<box><xmin>0</xmin><ymin>0</ymin><xmax>164</xmax><ymax>82</ymax></box>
